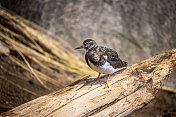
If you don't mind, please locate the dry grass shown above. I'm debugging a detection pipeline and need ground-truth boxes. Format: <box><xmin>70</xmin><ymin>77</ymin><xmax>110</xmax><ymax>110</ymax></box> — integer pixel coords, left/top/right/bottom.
<box><xmin>0</xmin><ymin>7</ymin><xmax>96</xmax><ymax>94</ymax></box>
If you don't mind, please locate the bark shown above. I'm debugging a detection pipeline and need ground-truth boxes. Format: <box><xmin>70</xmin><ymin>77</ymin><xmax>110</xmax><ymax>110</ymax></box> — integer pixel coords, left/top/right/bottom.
<box><xmin>1</xmin><ymin>49</ymin><xmax>176</xmax><ymax>117</ymax></box>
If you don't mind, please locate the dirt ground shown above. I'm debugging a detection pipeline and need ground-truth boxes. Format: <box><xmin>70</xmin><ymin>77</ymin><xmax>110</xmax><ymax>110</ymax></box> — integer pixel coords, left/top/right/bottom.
<box><xmin>0</xmin><ymin>53</ymin><xmax>51</xmax><ymax>113</ymax></box>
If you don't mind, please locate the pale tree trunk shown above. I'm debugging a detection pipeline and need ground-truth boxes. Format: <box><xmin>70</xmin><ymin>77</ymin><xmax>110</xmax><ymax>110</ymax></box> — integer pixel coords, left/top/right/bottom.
<box><xmin>1</xmin><ymin>49</ymin><xmax>176</xmax><ymax>117</ymax></box>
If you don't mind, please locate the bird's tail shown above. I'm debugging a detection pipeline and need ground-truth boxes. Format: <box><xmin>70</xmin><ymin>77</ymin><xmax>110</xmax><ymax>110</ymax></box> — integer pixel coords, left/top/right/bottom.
<box><xmin>123</xmin><ymin>61</ymin><xmax>127</xmax><ymax>67</ymax></box>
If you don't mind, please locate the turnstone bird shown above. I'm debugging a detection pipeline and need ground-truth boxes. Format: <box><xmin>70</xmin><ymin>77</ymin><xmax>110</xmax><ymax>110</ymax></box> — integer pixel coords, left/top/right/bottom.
<box><xmin>75</xmin><ymin>39</ymin><xmax>127</xmax><ymax>88</ymax></box>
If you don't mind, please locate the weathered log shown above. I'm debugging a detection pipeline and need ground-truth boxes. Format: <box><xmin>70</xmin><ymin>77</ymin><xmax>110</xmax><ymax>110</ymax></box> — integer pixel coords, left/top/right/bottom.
<box><xmin>1</xmin><ymin>49</ymin><xmax>176</xmax><ymax>117</ymax></box>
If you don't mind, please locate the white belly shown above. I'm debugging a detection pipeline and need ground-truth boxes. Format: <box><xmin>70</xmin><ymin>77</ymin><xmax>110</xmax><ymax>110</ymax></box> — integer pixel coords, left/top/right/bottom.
<box><xmin>88</xmin><ymin>60</ymin><xmax>118</xmax><ymax>74</ymax></box>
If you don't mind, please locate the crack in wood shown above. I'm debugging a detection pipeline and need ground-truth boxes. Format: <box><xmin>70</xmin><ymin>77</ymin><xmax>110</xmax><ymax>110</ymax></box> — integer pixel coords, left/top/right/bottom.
<box><xmin>152</xmin><ymin>52</ymin><xmax>173</xmax><ymax>63</ymax></box>
<box><xmin>117</xmin><ymin>102</ymin><xmax>148</xmax><ymax>117</ymax></box>
<box><xmin>81</xmin><ymin>84</ymin><xmax>144</xmax><ymax>117</ymax></box>
<box><xmin>45</xmin><ymin>84</ymin><xmax>104</xmax><ymax>116</ymax></box>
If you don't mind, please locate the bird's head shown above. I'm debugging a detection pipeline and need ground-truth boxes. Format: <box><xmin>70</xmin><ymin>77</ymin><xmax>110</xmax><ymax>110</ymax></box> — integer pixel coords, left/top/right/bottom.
<box><xmin>75</xmin><ymin>39</ymin><xmax>97</xmax><ymax>51</ymax></box>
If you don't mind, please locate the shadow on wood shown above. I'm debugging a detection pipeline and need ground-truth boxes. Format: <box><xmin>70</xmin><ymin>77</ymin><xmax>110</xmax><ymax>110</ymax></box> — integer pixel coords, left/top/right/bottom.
<box><xmin>1</xmin><ymin>49</ymin><xmax>176</xmax><ymax>117</ymax></box>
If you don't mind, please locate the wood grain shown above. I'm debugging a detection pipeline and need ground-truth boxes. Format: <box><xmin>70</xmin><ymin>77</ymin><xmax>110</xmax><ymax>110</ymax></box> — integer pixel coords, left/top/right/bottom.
<box><xmin>1</xmin><ymin>49</ymin><xmax>176</xmax><ymax>117</ymax></box>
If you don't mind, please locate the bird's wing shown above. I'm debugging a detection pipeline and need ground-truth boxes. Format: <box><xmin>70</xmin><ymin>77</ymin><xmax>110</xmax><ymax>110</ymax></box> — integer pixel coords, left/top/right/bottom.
<box><xmin>100</xmin><ymin>46</ymin><xmax>127</xmax><ymax>69</ymax></box>
<box><xmin>85</xmin><ymin>47</ymin><xmax>106</xmax><ymax>67</ymax></box>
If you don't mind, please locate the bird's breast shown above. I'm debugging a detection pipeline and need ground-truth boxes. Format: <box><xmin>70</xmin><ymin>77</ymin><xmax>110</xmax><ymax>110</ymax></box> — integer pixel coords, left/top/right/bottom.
<box><xmin>88</xmin><ymin>59</ymin><xmax>118</xmax><ymax>74</ymax></box>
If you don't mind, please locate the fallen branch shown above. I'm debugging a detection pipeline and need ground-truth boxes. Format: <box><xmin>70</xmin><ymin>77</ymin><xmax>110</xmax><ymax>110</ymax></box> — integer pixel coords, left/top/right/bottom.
<box><xmin>1</xmin><ymin>49</ymin><xmax>176</xmax><ymax>117</ymax></box>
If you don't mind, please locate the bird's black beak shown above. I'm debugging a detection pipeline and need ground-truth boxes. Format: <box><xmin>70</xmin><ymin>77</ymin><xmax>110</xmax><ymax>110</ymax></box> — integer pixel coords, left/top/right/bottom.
<box><xmin>75</xmin><ymin>45</ymin><xmax>84</xmax><ymax>50</ymax></box>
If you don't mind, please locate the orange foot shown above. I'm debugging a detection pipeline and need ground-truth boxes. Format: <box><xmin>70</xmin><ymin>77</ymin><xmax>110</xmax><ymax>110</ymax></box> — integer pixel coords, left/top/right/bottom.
<box><xmin>104</xmin><ymin>80</ymin><xmax>109</xmax><ymax>88</ymax></box>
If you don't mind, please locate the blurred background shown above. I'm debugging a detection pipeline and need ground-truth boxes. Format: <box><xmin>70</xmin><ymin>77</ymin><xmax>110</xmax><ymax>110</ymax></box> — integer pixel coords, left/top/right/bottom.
<box><xmin>0</xmin><ymin>0</ymin><xmax>176</xmax><ymax>116</ymax></box>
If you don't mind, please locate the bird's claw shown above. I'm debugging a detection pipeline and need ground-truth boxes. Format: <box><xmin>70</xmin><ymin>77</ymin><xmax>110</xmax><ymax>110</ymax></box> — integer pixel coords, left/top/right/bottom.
<box><xmin>104</xmin><ymin>80</ymin><xmax>109</xmax><ymax>88</ymax></box>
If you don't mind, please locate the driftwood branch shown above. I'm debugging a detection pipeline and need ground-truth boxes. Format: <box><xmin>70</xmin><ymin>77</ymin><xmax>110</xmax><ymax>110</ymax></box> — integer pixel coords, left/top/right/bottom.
<box><xmin>1</xmin><ymin>49</ymin><xmax>176</xmax><ymax>117</ymax></box>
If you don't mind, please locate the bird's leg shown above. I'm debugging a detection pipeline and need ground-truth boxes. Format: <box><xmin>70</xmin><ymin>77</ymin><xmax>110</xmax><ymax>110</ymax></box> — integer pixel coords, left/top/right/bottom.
<box><xmin>104</xmin><ymin>74</ymin><xmax>110</xmax><ymax>88</ymax></box>
<box><xmin>91</xmin><ymin>73</ymin><xmax>101</xmax><ymax>85</ymax></box>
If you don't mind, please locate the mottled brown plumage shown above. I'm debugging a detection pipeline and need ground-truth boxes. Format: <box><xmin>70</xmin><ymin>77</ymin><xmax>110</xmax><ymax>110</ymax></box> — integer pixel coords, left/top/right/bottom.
<box><xmin>85</xmin><ymin>46</ymin><xmax>127</xmax><ymax>69</ymax></box>
<box><xmin>80</xmin><ymin>39</ymin><xmax>127</xmax><ymax>69</ymax></box>
<box><xmin>75</xmin><ymin>39</ymin><xmax>127</xmax><ymax>87</ymax></box>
